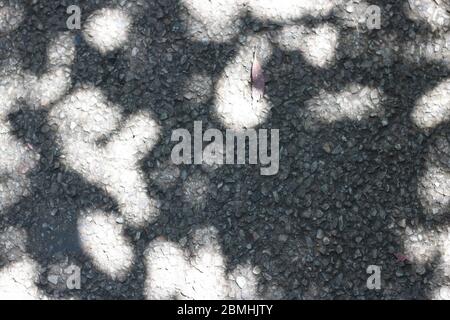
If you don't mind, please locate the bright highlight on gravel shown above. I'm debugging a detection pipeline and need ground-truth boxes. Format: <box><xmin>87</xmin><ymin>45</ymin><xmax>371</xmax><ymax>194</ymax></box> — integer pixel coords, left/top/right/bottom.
<box><xmin>412</xmin><ymin>79</ymin><xmax>450</xmax><ymax>130</ymax></box>
<box><xmin>83</xmin><ymin>8</ymin><xmax>131</xmax><ymax>54</ymax></box>
<box><xmin>303</xmin><ymin>85</ymin><xmax>383</xmax><ymax>129</ymax></box>
<box><xmin>276</xmin><ymin>24</ymin><xmax>338</xmax><ymax>68</ymax></box>
<box><xmin>181</xmin><ymin>0</ymin><xmax>243</xmax><ymax>41</ymax></box>
<box><xmin>27</xmin><ymin>32</ymin><xmax>75</xmax><ymax>107</ymax></box>
<box><xmin>0</xmin><ymin>228</ymin><xmax>42</xmax><ymax>300</ymax></box>
<box><xmin>2</xmin><ymin>0</ymin><xmax>450</xmax><ymax>302</ymax></box>
<box><xmin>214</xmin><ymin>35</ymin><xmax>272</xmax><ymax>130</ymax></box>
<box><xmin>78</xmin><ymin>210</ymin><xmax>135</xmax><ymax>280</ymax></box>
<box><xmin>246</xmin><ymin>0</ymin><xmax>338</xmax><ymax>22</ymax></box>
<box><xmin>404</xmin><ymin>229</ymin><xmax>450</xmax><ymax>300</ymax></box>
<box><xmin>0</xmin><ymin>258</ymin><xmax>41</xmax><ymax>300</ymax></box>
<box><xmin>0</xmin><ymin>2</ymin><xmax>24</xmax><ymax>34</ymax></box>
<box><xmin>49</xmin><ymin>87</ymin><xmax>161</xmax><ymax>227</ymax></box>
<box><xmin>181</xmin><ymin>0</ymin><xmax>340</xmax><ymax>42</ymax></box>
<box><xmin>144</xmin><ymin>227</ymin><xmax>258</xmax><ymax>299</ymax></box>
<box><xmin>419</xmin><ymin>164</ymin><xmax>450</xmax><ymax>216</ymax></box>
<box><xmin>406</xmin><ymin>0</ymin><xmax>450</xmax><ymax>30</ymax></box>
<box><xmin>417</xmin><ymin>136</ymin><xmax>450</xmax><ymax>217</ymax></box>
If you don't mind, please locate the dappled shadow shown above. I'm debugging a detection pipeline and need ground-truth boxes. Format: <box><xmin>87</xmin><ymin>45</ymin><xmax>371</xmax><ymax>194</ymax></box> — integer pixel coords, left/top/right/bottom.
<box><xmin>1</xmin><ymin>0</ymin><xmax>450</xmax><ymax>299</ymax></box>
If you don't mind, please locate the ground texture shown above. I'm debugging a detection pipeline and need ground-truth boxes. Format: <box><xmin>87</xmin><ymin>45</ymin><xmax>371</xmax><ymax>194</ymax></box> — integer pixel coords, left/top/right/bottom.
<box><xmin>1</xmin><ymin>0</ymin><xmax>450</xmax><ymax>299</ymax></box>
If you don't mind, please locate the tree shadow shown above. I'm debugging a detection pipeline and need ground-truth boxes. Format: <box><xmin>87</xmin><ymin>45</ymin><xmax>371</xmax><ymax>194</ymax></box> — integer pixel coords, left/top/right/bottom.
<box><xmin>1</xmin><ymin>0</ymin><xmax>450</xmax><ymax>299</ymax></box>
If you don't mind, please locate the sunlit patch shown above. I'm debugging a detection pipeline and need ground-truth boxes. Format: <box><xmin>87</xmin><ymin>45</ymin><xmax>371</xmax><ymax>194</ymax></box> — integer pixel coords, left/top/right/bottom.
<box><xmin>405</xmin><ymin>0</ymin><xmax>450</xmax><ymax>30</ymax></box>
<box><xmin>144</xmin><ymin>227</ymin><xmax>259</xmax><ymax>299</ymax></box>
<box><xmin>78</xmin><ymin>210</ymin><xmax>135</xmax><ymax>280</ymax></box>
<box><xmin>432</xmin><ymin>286</ymin><xmax>450</xmax><ymax>300</ymax></box>
<box><xmin>7</xmin><ymin>32</ymin><xmax>75</xmax><ymax>109</ymax></box>
<box><xmin>404</xmin><ymin>230</ymin><xmax>440</xmax><ymax>265</ymax></box>
<box><xmin>180</xmin><ymin>0</ymin><xmax>244</xmax><ymax>42</ymax></box>
<box><xmin>181</xmin><ymin>0</ymin><xmax>339</xmax><ymax>41</ymax></box>
<box><xmin>418</xmin><ymin>135</ymin><xmax>450</xmax><ymax>217</ymax></box>
<box><xmin>246</xmin><ymin>0</ymin><xmax>337</xmax><ymax>22</ymax></box>
<box><xmin>83</xmin><ymin>8</ymin><xmax>131</xmax><ymax>54</ymax></box>
<box><xmin>419</xmin><ymin>164</ymin><xmax>450</xmax><ymax>216</ymax></box>
<box><xmin>26</xmin><ymin>69</ymin><xmax>70</xmax><ymax>108</ymax></box>
<box><xmin>46</xmin><ymin>32</ymin><xmax>76</xmax><ymax>68</ymax></box>
<box><xmin>31</xmin><ymin>32</ymin><xmax>75</xmax><ymax>106</ymax></box>
<box><xmin>0</xmin><ymin>32</ymin><xmax>74</xmax><ymax>111</ymax></box>
<box><xmin>214</xmin><ymin>35</ymin><xmax>272</xmax><ymax>130</ymax></box>
<box><xmin>145</xmin><ymin>240</ymin><xmax>199</xmax><ymax>300</ymax></box>
<box><xmin>303</xmin><ymin>85</ymin><xmax>383</xmax><ymax>130</ymax></box>
<box><xmin>405</xmin><ymin>133</ymin><xmax>450</xmax><ymax>298</ymax></box>
<box><xmin>181</xmin><ymin>0</ymin><xmax>339</xmax><ymax>42</ymax></box>
<box><xmin>412</xmin><ymin>79</ymin><xmax>450</xmax><ymax>130</ymax></box>
<box><xmin>404</xmin><ymin>229</ymin><xmax>450</xmax><ymax>297</ymax></box>
<box><xmin>437</xmin><ymin>232</ymin><xmax>450</xmax><ymax>276</ymax></box>
<box><xmin>0</xmin><ymin>1</ymin><xmax>24</xmax><ymax>34</ymax></box>
<box><xmin>0</xmin><ymin>257</ymin><xmax>43</xmax><ymax>300</ymax></box>
<box><xmin>50</xmin><ymin>87</ymin><xmax>121</xmax><ymax>143</ymax></box>
<box><xmin>403</xmin><ymin>229</ymin><xmax>446</xmax><ymax>299</ymax></box>
<box><xmin>0</xmin><ymin>170</ymin><xmax>34</xmax><ymax>212</ymax></box>
<box><xmin>49</xmin><ymin>87</ymin><xmax>161</xmax><ymax>227</ymax></box>
<box><xmin>276</xmin><ymin>24</ymin><xmax>338</xmax><ymax>68</ymax></box>
<box><xmin>0</xmin><ymin>73</ymin><xmax>26</xmax><ymax>114</ymax></box>
<box><xmin>0</xmin><ymin>228</ymin><xmax>42</xmax><ymax>299</ymax></box>
<box><xmin>403</xmin><ymin>32</ymin><xmax>450</xmax><ymax>66</ymax></box>
<box><xmin>0</xmin><ymin>32</ymin><xmax>74</xmax><ymax>110</ymax></box>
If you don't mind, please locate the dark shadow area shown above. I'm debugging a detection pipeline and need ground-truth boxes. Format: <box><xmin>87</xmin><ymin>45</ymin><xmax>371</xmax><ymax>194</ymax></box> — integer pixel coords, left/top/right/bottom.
<box><xmin>1</xmin><ymin>0</ymin><xmax>450</xmax><ymax>299</ymax></box>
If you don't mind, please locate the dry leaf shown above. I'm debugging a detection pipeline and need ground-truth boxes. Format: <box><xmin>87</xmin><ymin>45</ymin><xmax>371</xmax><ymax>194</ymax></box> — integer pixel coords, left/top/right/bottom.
<box><xmin>394</xmin><ymin>252</ymin><xmax>409</xmax><ymax>262</ymax></box>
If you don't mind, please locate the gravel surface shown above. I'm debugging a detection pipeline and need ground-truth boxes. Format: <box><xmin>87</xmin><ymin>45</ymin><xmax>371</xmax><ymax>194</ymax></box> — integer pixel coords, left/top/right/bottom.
<box><xmin>1</xmin><ymin>0</ymin><xmax>450</xmax><ymax>300</ymax></box>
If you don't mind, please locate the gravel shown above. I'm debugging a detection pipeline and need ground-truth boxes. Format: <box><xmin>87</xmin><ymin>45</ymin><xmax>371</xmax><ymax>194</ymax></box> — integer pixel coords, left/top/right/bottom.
<box><xmin>0</xmin><ymin>0</ymin><xmax>450</xmax><ymax>300</ymax></box>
